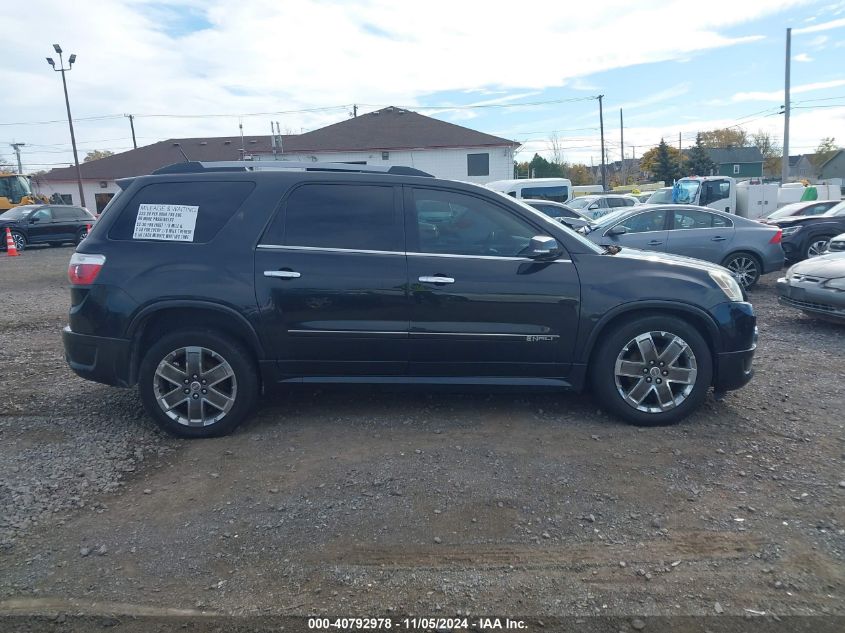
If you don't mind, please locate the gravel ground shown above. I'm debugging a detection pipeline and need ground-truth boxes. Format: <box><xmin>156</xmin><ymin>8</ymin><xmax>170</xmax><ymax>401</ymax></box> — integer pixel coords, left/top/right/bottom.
<box><xmin>0</xmin><ymin>245</ymin><xmax>843</xmax><ymax>625</ymax></box>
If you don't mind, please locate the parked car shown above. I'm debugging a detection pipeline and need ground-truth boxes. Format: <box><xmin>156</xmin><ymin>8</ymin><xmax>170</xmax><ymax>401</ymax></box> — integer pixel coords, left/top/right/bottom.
<box><xmin>0</xmin><ymin>204</ymin><xmax>94</xmax><ymax>252</ymax></box>
<box><xmin>633</xmin><ymin>192</ymin><xmax>655</xmax><ymax>204</ymax></box>
<box><xmin>581</xmin><ymin>204</ymin><xmax>784</xmax><ymax>289</ymax></box>
<box><xmin>761</xmin><ymin>200</ymin><xmax>839</xmax><ymax>223</ymax></box>
<box><xmin>645</xmin><ymin>187</ymin><xmax>673</xmax><ymax>204</ymax></box>
<box><xmin>828</xmin><ymin>232</ymin><xmax>845</xmax><ymax>253</ymax></box>
<box><xmin>770</xmin><ymin>200</ymin><xmax>845</xmax><ymax>262</ymax></box>
<box><xmin>777</xmin><ymin>253</ymin><xmax>845</xmax><ymax>323</ymax></box>
<box><xmin>64</xmin><ymin>160</ymin><xmax>757</xmax><ymax>438</ymax></box>
<box><xmin>568</xmin><ymin>194</ymin><xmax>640</xmax><ymax>220</ymax></box>
<box><xmin>522</xmin><ymin>199</ymin><xmax>592</xmax><ymax>230</ymax></box>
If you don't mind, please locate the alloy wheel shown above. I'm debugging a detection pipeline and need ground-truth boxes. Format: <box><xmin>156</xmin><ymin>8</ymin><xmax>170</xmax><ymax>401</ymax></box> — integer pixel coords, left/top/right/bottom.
<box><xmin>152</xmin><ymin>346</ymin><xmax>237</xmax><ymax>427</ymax></box>
<box><xmin>12</xmin><ymin>233</ymin><xmax>25</xmax><ymax>251</ymax></box>
<box><xmin>725</xmin><ymin>256</ymin><xmax>758</xmax><ymax>288</ymax></box>
<box><xmin>807</xmin><ymin>239</ymin><xmax>829</xmax><ymax>258</ymax></box>
<box><xmin>614</xmin><ymin>331</ymin><xmax>698</xmax><ymax>413</ymax></box>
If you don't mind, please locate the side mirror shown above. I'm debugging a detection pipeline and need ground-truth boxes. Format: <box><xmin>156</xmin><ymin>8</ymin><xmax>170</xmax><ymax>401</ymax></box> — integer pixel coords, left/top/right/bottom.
<box><xmin>607</xmin><ymin>225</ymin><xmax>628</xmax><ymax>236</ymax></box>
<box><xmin>29</xmin><ymin>217</ymin><xmax>40</xmax><ymax>224</ymax></box>
<box><xmin>526</xmin><ymin>235</ymin><xmax>561</xmax><ymax>259</ymax></box>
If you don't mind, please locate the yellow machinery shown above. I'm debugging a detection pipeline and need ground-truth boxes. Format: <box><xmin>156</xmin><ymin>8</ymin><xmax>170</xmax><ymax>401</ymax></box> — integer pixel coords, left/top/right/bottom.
<box><xmin>0</xmin><ymin>173</ymin><xmax>48</xmax><ymax>212</ymax></box>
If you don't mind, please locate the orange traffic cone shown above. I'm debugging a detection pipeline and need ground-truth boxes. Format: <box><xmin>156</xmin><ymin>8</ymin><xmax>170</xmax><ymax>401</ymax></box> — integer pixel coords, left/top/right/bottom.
<box><xmin>5</xmin><ymin>227</ymin><xmax>19</xmax><ymax>257</ymax></box>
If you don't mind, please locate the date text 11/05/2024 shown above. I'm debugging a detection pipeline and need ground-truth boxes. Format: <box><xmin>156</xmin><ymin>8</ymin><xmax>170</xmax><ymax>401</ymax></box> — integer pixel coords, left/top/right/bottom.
<box><xmin>307</xmin><ymin>617</ymin><xmax>527</xmax><ymax>630</ymax></box>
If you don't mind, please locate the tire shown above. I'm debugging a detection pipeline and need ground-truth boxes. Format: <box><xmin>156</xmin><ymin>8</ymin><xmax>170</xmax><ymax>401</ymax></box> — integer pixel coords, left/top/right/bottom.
<box><xmin>805</xmin><ymin>235</ymin><xmax>833</xmax><ymax>259</ymax></box>
<box><xmin>589</xmin><ymin>315</ymin><xmax>713</xmax><ymax>427</ymax></box>
<box><xmin>10</xmin><ymin>231</ymin><xmax>26</xmax><ymax>252</ymax></box>
<box><xmin>138</xmin><ymin>329</ymin><xmax>259</xmax><ymax>438</ymax></box>
<box><xmin>722</xmin><ymin>252</ymin><xmax>761</xmax><ymax>289</ymax></box>
<box><xmin>75</xmin><ymin>228</ymin><xmax>88</xmax><ymax>245</ymax></box>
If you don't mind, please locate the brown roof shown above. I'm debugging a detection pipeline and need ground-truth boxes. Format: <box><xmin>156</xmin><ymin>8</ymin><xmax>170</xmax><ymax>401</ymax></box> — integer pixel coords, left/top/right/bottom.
<box><xmin>41</xmin><ymin>107</ymin><xmax>517</xmax><ymax>182</ymax></box>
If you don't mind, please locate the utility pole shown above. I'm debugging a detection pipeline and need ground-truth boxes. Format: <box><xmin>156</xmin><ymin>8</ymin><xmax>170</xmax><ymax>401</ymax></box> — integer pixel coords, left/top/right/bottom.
<box><xmin>46</xmin><ymin>44</ymin><xmax>85</xmax><ymax>208</ymax></box>
<box><xmin>353</xmin><ymin>104</ymin><xmax>358</xmax><ymax>117</ymax></box>
<box><xmin>619</xmin><ymin>108</ymin><xmax>624</xmax><ymax>185</ymax></box>
<box><xmin>782</xmin><ymin>27</ymin><xmax>791</xmax><ymax>184</ymax></box>
<box><xmin>10</xmin><ymin>143</ymin><xmax>25</xmax><ymax>173</ymax></box>
<box><xmin>678</xmin><ymin>131</ymin><xmax>682</xmax><ymax>154</ymax></box>
<box><xmin>126</xmin><ymin>114</ymin><xmax>137</xmax><ymax>149</ymax></box>
<box><xmin>598</xmin><ymin>95</ymin><xmax>607</xmax><ymax>192</ymax></box>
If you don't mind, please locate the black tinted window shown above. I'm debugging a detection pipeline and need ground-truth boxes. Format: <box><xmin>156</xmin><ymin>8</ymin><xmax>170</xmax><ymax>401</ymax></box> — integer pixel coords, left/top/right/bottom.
<box><xmin>614</xmin><ymin>210</ymin><xmax>666</xmax><ymax>234</ymax></box>
<box><xmin>411</xmin><ymin>188</ymin><xmax>538</xmax><ymax>257</ymax></box>
<box><xmin>52</xmin><ymin>207</ymin><xmax>78</xmax><ymax>220</ymax></box>
<box><xmin>270</xmin><ymin>184</ymin><xmax>399</xmax><ymax>251</ymax></box>
<box><xmin>467</xmin><ymin>153</ymin><xmax>490</xmax><ymax>177</ymax></box>
<box><xmin>673</xmin><ymin>209</ymin><xmax>731</xmax><ymax>229</ymax></box>
<box><xmin>109</xmin><ymin>181</ymin><xmax>255</xmax><ymax>242</ymax></box>
<box><xmin>521</xmin><ymin>186</ymin><xmax>569</xmax><ymax>203</ymax></box>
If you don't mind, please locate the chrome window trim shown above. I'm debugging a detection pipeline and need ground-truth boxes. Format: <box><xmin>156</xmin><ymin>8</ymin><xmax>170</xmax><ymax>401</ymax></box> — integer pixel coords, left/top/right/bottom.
<box><xmin>257</xmin><ymin>244</ymin><xmax>572</xmax><ymax>263</ymax></box>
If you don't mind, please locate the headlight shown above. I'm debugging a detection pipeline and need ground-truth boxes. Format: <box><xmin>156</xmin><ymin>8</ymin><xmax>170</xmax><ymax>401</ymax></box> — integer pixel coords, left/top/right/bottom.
<box><xmin>781</xmin><ymin>225</ymin><xmax>803</xmax><ymax>236</ymax></box>
<box><xmin>825</xmin><ymin>277</ymin><xmax>845</xmax><ymax>291</ymax></box>
<box><xmin>709</xmin><ymin>269</ymin><xmax>744</xmax><ymax>302</ymax></box>
<box><xmin>785</xmin><ymin>264</ymin><xmax>797</xmax><ymax>280</ymax></box>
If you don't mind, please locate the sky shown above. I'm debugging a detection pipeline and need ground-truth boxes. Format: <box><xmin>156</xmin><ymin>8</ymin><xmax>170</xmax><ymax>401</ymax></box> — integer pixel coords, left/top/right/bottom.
<box><xmin>1</xmin><ymin>0</ymin><xmax>844</xmax><ymax>173</ymax></box>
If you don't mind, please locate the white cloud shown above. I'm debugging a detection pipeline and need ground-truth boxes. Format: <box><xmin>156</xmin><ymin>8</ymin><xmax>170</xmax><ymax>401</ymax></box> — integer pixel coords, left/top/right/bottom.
<box><xmin>0</xmin><ymin>0</ymin><xmax>808</xmax><ymax>170</ymax></box>
<box><xmin>730</xmin><ymin>79</ymin><xmax>845</xmax><ymax>102</ymax></box>
<box><xmin>794</xmin><ymin>16</ymin><xmax>845</xmax><ymax>33</ymax></box>
<box><xmin>793</xmin><ymin>52</ymin><xmax>814</xmax><ymax>61</ymax></box>
<box><xmin>808</xmin><ymin>34</ymin><xmax>829</xmax><ymax>47</ymax></box>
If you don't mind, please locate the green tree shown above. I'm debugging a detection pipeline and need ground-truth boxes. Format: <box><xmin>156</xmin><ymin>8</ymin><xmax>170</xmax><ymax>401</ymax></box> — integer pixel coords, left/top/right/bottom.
<box><xmin>751</xmin><ymin>130</ymin><xmax>782</xmax><ymax>177</ymax></box>
<box><xmin>812</xmin><ymin>137</ymin><xmax>839</xmax><ymax>168</ymax></box>
<box><xmin>528</xmin><ymin>153</ymin><xmax>565</xmax><ymax>178</ymax></box>
<box><xmin>651</xmin><ymin>139</ymin><xmax>684</xmax><ymax>184</ymax></box>
<box><xmin>699</xmin><ymin>127</ymin><xmax>748</xmax><ymax>148</ymax></box>
<box><xmin>686</xmin><ymin>133</ymin><xmax>717</xmax><ymax>176</ymax></box>
<box><xmin>84</xmin><ymin>149</ymin><xmax>115</xmax><ymax>162</ymax></box>
<box><xmin>640</xmin><ymin>142</ymin><xmax>684</xmax><ymax>178</ymax></box>
<box><xmin>567</xmin><ymin>164</ymin><xmax>593</xmax><ymax>185</ymax></box>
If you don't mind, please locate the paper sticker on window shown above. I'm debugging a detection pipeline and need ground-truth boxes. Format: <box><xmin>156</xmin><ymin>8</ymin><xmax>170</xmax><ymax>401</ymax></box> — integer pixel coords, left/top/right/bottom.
<box><xmin>132</xmin><ymin>204</ymin><xmax>199</xmax><ymax>241</ymax></box>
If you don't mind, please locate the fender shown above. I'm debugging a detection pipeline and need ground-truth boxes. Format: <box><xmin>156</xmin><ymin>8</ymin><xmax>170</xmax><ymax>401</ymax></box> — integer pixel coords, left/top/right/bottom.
<box><xmin>127</xmin><ymin>299</ymin><xmax>265</xmax><ymax>358</ymax></box>
<box><xmin>579</xmin><ymin>299</ymin><xmax>723</xmax><ymax>362</ymax></box>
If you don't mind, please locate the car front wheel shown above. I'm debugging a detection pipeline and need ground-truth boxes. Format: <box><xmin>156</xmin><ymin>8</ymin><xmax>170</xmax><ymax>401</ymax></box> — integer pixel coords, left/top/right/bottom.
<box><xmin>138</xmin><ymin>329</ymin><xmax>259</xmax><ymax>438</ymax></box>
<box><xmin>590</xmin><ymin>315</ymin><xmax>713</xmax><ymax>426</ymax></box>
<box><xmin>806</xmin><ymin>236</ymin><xmax>832</xmax><ymax>259</ymax></box>
<box><xmin>9</xmin><ymin>231</ymin><xmax>26</xmax><ymax>252</ymax></box>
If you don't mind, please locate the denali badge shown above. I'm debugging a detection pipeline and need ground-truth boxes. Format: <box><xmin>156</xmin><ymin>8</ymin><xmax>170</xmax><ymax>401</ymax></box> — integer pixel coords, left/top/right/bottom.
<box><xmin>526</xmin><ymin>335</ymin><xmax>555</xmax><ymax>342</ymax></box>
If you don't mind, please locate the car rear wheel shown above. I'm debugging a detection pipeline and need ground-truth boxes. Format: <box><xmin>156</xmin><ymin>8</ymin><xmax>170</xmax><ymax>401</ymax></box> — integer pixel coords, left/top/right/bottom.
<box><xmin>138</xmin><ymin>329</ymin><xmax>259</xmax><ymax>438</ymax></box>
<box><xmin>722</xmin><ymin>252</ymin><xmax>760</xmax><ymax>289</ymax></box>
<box><xmin>75</xmin><ymin>228</ymin><xmax>88</xmax><ymax>244</ymax></box>
<box><xmin>806</xmin><ymin>236</ymin><xmax>832</xmax><ymax>259</ymax></box>
<box><xmin>590</xmin><ymin>315</ymin><xmax>713</xmax><ymax>426</ymax></box>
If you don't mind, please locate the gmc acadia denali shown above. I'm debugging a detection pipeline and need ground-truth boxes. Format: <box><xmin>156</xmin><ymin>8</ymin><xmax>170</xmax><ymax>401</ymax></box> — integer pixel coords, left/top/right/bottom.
<box><xmin>63</xmin><ymin>161</ymin><xmax>757</xmax><ymax>437</ymax></box>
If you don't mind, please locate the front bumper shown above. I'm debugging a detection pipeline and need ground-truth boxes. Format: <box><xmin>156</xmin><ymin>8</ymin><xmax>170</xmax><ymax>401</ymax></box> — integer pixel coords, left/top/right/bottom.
<box><xmin>714</xmin><ymin>344</ymin><xmax>756</xmax><ymax>392</ymax></box>
<box><xmin>776</xmin><ymin>277</ymin><xmax>845</xmax><ymax>321</ymax></box>
<box><xmin>62</xmin><ymin>326</ymin><xmax>133</xmax><ymax>387</ymax></box>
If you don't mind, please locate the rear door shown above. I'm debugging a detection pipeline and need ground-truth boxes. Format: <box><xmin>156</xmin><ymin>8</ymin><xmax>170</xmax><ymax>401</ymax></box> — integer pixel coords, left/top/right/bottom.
<box><xmin>50</xmin><ymin>206</ymin><xmax>80</xmax><ymax>241</ymax></box>
<box><xmin>601</xmin><ymin>208</ymin><xmax>669</xmax><ymax>252</ymax></box>
<box><xmin>666</xmin><ymin>208</ymin><xmax>735</xmax><ymax>263</ymax></box>
<box><xmin>254</xmin><ymin>182</ymin><xmax>409</xmax><ymax>377</ymax></box>
<box><xmin>405</xmin><ymin>186</ymin><xmax>580</xmax><ymax>377</ymax></box>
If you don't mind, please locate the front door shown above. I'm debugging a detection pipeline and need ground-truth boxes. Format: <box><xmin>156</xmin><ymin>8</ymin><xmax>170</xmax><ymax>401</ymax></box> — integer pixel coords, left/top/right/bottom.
<box><xmin>404</xmin><ymin>186</ymin><xmax>580</xmax><ymax>377</ymax></box>
<box><xmin>254</xmin><ymin>182</ymin><xmax>409</xmax><ymax>376</ymax></box>
<box><xmin>601</xmin><ymin>208</ymin><xmax>669</xmax><ymax>252</ymax></box>
<box><xmin>26</xmin><ymin>207</ymin><xmax>57</xmax><ymax>243</ymax></box>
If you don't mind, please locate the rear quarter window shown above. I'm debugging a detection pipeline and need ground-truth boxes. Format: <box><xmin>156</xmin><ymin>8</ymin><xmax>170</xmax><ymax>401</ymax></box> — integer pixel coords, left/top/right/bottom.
<box><xmin>108</xmin><ymin>181</ymin><xmax>255</xmax><ymax>243</ymax></box>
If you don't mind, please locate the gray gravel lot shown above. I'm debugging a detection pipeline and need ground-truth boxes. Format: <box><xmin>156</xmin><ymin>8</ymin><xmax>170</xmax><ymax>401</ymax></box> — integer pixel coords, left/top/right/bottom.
<box><xmin>0</xmin><ymin>245</ymin><xmax>843</xmax><ymax>623</ymax></box>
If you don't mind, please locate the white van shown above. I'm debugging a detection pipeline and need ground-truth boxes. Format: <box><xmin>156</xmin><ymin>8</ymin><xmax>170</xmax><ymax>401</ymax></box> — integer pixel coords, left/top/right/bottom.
<box><xmin>571</xmin><ymin>185</ymin><xmax>604</xmax><ymax>197</ymax></box>
<box><xmin>485</xmin><ymin>178</ymin><xmax>573</xmax><ymax>203</ymax></box>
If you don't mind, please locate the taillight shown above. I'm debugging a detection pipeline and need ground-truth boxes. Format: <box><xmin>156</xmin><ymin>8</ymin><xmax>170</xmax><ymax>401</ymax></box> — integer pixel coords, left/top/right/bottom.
<box><xmin>769</xmin><ymin>229</ymin><xmax>782</xmax><ymax>244</ymax></box>
<box><xmin>68</xmin><ymin>253</ymin><xmax>106</xmax><ymax>285</ymax></box>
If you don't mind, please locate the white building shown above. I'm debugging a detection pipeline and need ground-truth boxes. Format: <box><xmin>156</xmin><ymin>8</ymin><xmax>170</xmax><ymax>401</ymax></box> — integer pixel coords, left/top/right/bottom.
<box><xmin>37</xmin><ymin>107</ymin><xmax>519</xmax><ymax>213</ymax></box>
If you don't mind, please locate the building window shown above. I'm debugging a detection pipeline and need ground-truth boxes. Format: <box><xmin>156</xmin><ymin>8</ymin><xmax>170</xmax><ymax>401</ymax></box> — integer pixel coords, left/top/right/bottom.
<box><xmin>59</xmin><ymin>194</ymin><xmax>73</xmax><ymax>205</ymax></box>
<box><xmin>381</xmin><ymin>151</ymin><xmax>389</xmax><ymax>160</ymax></box>
<box><xmin>467</xmin><ymin>153</ymin><xmax>490</xmax><ymax>177</ymax></box>
<box><xmin>733</xmin><ymin>164</ymin><xmax>740</xmax><ymax>174</ymax></box>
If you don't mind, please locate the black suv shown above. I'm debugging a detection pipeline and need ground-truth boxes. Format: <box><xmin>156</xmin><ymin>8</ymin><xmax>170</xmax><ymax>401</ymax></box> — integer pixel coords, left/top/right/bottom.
<box><xmin>63</xmin><ymin>161</ymin><xmax>757</xmax><ymax>438</ymax></box>
<box><xmin>1</xmin><ymin>204</ymin><xmax>94</xmax><ymax>251</ymax></box>
<box><xmin>771</xmin><ymin>200</ymin><xmax>845</xmax><ymax>262</ymax></box>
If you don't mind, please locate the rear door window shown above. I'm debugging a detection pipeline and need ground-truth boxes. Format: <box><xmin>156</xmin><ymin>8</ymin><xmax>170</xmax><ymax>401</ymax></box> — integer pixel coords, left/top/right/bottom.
<box><xmin>613</xmin><ymin>210</ymin><xmax>667</xmax><ymax>234</ymax></box>
<box><xmin>262</xmin><ymin>183</ymin><xmax>400</xmax><ymax>252</ymax></box>
<box><xmin>109</xmin><ymin>181</ymin><xmax>255</xmax><ymax>242</ymax></box>
<box><xmin>52</xmin><ymin>207</ymin><xmax>78</xmax><ymax>221</ymax></box>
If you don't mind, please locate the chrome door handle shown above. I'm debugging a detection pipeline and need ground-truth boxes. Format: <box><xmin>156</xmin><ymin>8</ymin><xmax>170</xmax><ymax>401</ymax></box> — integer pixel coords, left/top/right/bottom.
<box><xmin>419</xmin><ymin>275</ymin><xmax>455</xmax><ymax>284</ymax></box>
<box><xmin>647</xmin><ymin>240</ymin><xmax>664</xmax><ymax>246</ymax></box>
<box><xmin>711</xmin><ymin>236</ymin><xmax>727</xmax><ymax>242</ymax></box>
<box><xmin>264</xmin><ymin>270</ymin><xmax>301</xmax><ymax>279</ymax></box>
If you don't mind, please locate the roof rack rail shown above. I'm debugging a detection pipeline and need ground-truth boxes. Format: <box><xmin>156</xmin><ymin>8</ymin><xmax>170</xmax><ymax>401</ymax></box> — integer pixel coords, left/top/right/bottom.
<box><xmin>152</xmin><ymin>160</ymin><xmax>433</xmax><ymax>177</ymax></box>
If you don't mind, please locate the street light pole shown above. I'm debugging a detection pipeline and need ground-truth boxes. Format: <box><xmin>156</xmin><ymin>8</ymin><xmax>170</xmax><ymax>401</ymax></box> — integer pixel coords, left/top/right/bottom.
<box><xmin>46</xmin><ymin>45</ymin><xmax>85</xmax><ymax>208</ymax></box>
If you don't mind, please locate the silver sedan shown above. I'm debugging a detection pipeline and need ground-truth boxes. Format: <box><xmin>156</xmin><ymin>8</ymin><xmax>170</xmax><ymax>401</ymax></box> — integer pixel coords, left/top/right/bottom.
<box><xmin>777</xmin><ymin>253</ymin><xmax>845</xmax><ymax>323</ymax></box>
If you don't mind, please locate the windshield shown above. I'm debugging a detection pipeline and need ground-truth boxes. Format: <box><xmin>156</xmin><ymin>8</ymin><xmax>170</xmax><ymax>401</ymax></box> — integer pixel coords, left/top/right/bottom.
<box><xmin>508</xmin><ymin>197</ymin><xmax>604</xmax><ymax>254</ymax></box>
<box><xmin>673</xmin><ymin>180</ymin><xmax>700</xmax><ymax>204</ymax></box>
<box><xmin>1</xmin><ymin>205</ymin><xmax>37</xmax><ymax>220</ymax></box>
<box><xmin>823</xmin><ymin>200</ymin><xmax>845</xmax><ymax>217</ymax></box>
<box><xmin>0</xmin><ymin>176</ymin><xmax>33</xmax><ymax>204</ymax></box>
<box><xmin>765</xmin><ymin>203</ymin><xmax>806</xmax><ymax>219</ymax></box>
<box><xmin>568</xmin><ymin>197</ymin><xmax>594</xmax><ymax>209</ymax></box>
<box><xmin>646</xmin><ymin>188</ymin><xmax>672</xmax><ymax>204</ymax></box>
